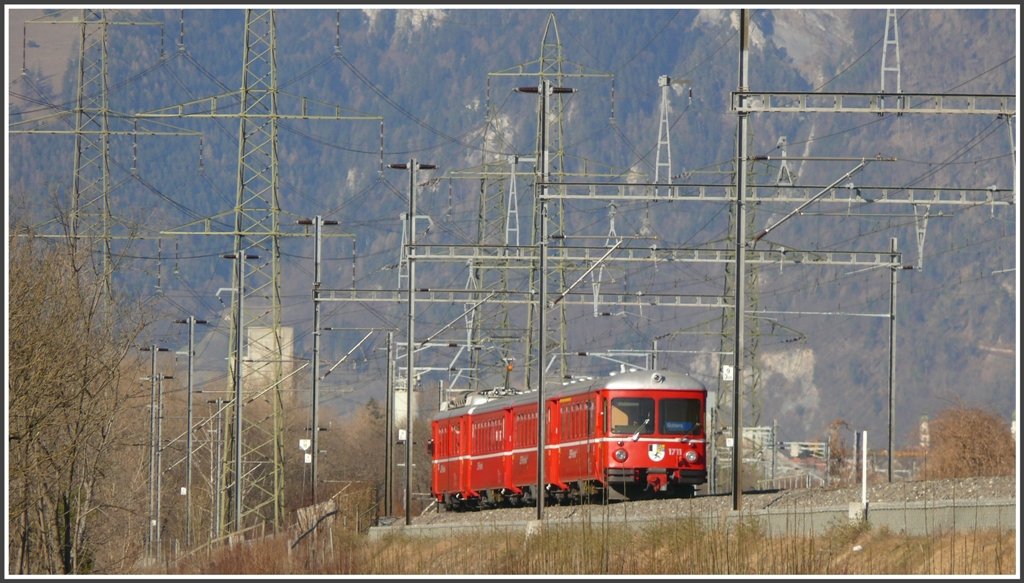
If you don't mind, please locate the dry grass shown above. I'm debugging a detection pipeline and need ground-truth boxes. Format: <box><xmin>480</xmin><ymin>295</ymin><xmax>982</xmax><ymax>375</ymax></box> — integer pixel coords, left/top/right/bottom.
<box><xmin>156</xmin><ymin>511</ymin><xmax>1016</xmax><ymax>576</ymax></box>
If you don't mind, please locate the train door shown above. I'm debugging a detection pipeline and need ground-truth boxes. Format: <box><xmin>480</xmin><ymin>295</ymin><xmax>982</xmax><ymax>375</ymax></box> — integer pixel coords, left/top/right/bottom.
<box><xmin>545</xmin><ymin>397</ymin><xmax>566</xmax><ymax>492</ymax></box>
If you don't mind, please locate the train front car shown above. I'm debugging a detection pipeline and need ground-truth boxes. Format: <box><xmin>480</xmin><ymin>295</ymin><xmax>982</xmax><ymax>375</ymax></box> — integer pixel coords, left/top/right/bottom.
<box><xmin>430</xmin><ymin>369</ymin><xmax>708</xmax><ymax>510</ymax></box>
<box><xmin>598</xmin><ymin>370</ymin><xmax>707</xmax><ymax>500</ymax></box>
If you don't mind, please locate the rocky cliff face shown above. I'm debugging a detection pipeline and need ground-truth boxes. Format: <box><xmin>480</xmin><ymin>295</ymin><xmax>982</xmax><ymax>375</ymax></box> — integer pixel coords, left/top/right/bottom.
<box><xmin>771</xmin><ymin>9</ymin><xmax>859</xmax><ymax>88</ymax></box>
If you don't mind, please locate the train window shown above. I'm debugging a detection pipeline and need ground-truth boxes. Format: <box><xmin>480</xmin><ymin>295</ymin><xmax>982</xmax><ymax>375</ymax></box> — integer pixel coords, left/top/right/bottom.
<box><xmin>609</xmin><ymin>397</ymin><xmax>654</xmax><ymax>435</ymax></box>
<box><xmin>514</xmin><ymin>411</ymin><xmax>537</xmax><ymax>447</ymax></box>
<box><xmin>475</xmin><ymin>419</ymin><xmax>501</xmax><ymax>453</ymax></box>
<box><xmin>560</xmin><ymin>401</ymin><xmax>588</xmax><ymax>440</ymax></box>
<box><xmin>660</xmin><ymin>398</ymin><xmax>701</xmax><ymax>435</ymax></box>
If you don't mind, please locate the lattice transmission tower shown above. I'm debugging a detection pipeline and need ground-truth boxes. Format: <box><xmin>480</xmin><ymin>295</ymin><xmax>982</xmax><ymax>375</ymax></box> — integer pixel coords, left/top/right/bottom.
<box><xmin>9</xmin><ymin>9</ymin><xmax>166</xmax><ymax>303</ymax></box>
<box><xmin>136</xmin><ymin>8</ymin><xmax>379</xmax><ymax>537</ymax></box>
<box><xmin>468</xmin><ymin>12</ymin><xmax>615</xmax><ymax>390</ymax></box>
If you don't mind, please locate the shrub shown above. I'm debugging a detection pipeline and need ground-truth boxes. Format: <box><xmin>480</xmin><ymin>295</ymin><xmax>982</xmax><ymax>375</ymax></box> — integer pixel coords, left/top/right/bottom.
<box><xmin>919</xmin><ymin>402</ymin><xmax>1015</xmax><ymax>480</ymax></box>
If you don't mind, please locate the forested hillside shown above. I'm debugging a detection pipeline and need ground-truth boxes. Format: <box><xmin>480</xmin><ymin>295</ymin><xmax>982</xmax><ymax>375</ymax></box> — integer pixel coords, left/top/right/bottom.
<box><xmin>8</xmin><ymin>5</ymin><xmax>1016</xmax><ymax>447</ymax></box>
<box><xmin>6</xmin><ymin>9</ymin><xmax>1017</xmax><ymax>571</ymax></box>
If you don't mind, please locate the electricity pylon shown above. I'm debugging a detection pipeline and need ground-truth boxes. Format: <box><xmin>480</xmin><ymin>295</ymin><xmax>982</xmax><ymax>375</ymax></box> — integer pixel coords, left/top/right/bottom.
<box><xmin>136</xmin><ymin>8</ymin><xmax>379</xmax><ymax>537</ymax></box>
<box><xmin>643</xmin><ymin>74</ymin><xmax>692</xmax><ymax>237</ymax></box>
<box><xmin>881</xmin><ymin>9</ymin><xmax>902</xmax><ymax>109</ymax></box>
<box><xmin>712</xmin><ymin>126</ymin><xmax>764</xmax><ymax>487</ymax></box>
<box><xmin>478</xmin><ymin>12</ymin><xmax>615</xmax><ymax>389</ymax></box>
<box><xmin>8</xmin><ymin>8</ymin><xmax>167</xmax><ymax>304</ymax></box>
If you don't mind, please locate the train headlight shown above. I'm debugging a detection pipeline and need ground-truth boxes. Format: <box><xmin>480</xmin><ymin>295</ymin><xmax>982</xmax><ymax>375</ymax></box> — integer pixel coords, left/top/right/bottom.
<box><xmin>684</xmin><ymin>450</ymin><xmax>699</xmax><ymax>463</ymax></box>
<box><xmin>613</xmin><ymin>448</ymin><xmax>629</xmax><ymax>462</ymax></box>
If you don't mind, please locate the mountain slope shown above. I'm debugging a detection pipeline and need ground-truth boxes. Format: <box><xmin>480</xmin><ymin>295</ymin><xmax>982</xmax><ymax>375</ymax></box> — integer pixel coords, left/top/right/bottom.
<box><xmin>6</xmin><ymin>7</ymin><xmax>1017</xmax><ymax>448</ymax></box>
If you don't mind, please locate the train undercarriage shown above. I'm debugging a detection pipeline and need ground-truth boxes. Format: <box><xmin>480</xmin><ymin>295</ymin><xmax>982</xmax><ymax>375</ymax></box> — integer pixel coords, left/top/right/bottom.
<box><xmin>439</xmin><ymin>470</ymin><xmax>700</xmax><ymax>512</ymax></box>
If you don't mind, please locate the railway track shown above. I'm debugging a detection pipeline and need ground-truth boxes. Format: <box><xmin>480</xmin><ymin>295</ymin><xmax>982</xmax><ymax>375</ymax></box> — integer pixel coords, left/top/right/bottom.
<box><xmin>397</xmin><ymin>475</ymin><xmax>1016</xmax><ymax>533</ymax></box>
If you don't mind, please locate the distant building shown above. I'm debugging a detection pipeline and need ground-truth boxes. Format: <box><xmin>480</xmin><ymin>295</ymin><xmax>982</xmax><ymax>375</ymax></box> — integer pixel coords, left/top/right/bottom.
<box><xmin>787</xmin><ymin>442</ymin><xmax>827</xmax><ymax>459</ymax></box>
<box><xmin>393</xmin><ymin>377</ymin><xmax>420</xmax><ymax>431</ymax></box>
<box><xmin>241</xmin><ymin>325</ymin><xmax>296</xmax><ymax>402</ymax></box>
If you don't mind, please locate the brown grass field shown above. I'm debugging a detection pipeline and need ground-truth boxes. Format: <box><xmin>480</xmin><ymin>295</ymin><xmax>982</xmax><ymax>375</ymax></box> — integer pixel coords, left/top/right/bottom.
<box><xmin>153</xmin><ymin>514</ymin><xmax>1016</xmax><ymax>576</ymax></box>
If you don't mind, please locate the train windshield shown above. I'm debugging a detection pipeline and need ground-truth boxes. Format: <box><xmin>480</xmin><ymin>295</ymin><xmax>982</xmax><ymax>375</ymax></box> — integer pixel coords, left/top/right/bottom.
<box><xmin>608</xmin><ymin>397</ymin><xmax>654</xmax><ymax>436</ymax></box>
<box><xmin>660</xmin><ymin>398</ymin><xmax>702</xmax><ymax>435</ymax></box>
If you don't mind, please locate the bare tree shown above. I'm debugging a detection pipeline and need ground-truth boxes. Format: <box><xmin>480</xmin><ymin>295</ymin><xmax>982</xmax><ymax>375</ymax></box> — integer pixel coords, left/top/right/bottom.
<box><xmin>8</xmin><ymin>232</ymin><xmax>148</xmax><ymax>573</ymax></box>
<box><xmin>825</xmin><ymin>418</ymin><xmax>851</xmax><ymax>486</ymax></box>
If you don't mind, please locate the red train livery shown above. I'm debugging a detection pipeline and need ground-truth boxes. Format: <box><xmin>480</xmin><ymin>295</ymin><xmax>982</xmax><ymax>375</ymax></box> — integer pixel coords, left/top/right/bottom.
<box><xmin>428</xmin><ymin>370</ymin><xmax>708</xmax><ymax>511</ymax></box>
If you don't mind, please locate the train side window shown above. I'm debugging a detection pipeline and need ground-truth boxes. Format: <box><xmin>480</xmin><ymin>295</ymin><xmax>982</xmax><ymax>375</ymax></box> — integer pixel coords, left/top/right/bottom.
<box><xmin>573</xmin><ymin>403</ymin><xmax>580</xmax><ymax>439</ymax></box>
<box><xmin>568</xmin><ymin>402</ymin><xmax>584</xmax><ymax>440</ymax></box>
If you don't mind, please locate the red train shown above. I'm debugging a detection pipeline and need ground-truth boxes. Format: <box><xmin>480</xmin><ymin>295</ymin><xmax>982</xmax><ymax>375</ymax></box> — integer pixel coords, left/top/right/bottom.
<box><xmin>428</xmin><ymin>370</ymin><xmax>708</xmax><ymax>511</ymax></box>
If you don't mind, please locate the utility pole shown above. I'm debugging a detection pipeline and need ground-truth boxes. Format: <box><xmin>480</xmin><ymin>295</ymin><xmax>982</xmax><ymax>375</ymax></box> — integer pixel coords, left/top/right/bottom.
<box><xmin>515</xmin><ymin>79</ymin><xmax>575</xmax><ymax>520</ymax></box>
<box><xmin>224</xmin><ymin>250</ymin><xmax>258</xmax><ymax>533</ymax></box>
<box><xmin>732</xmin><ymin>7</ymin><xmax>750</xmax><ymax>513</ymax></box>
<box><xmin>298</xmin><ymin>216</ymin><xmax>338</xmax><ymax>506</ymax></box>
<box><xmin>146</xmin><ymin>349</ymin><xmax>157</xmax><ymax>559</ymax></box>
<box><xmin>208</xmin><ymin>398</ymin><xmax>225</xmax><ymax>540</ymax></box>
<box><xmin>388</xmin><ymin>159</ymin><xmax>436</xmax><ymax>526</ymax></box>
<box><xmin>537</xmin><ymin>80</ymin><xmax>551</xmax><ymax>521</ymax></box>
<box><xmin>174</xmin><ymin>316</ymin><xmax>207</xmax><ymax>547</ymax></box>
<box><xmin>385</xmin><ymin>330</ymin><xmax>395</xmax><ymax>517</ymax></box>
<box><xmin>311</xmin><ymin>217</ymin><xmax>324</xmax><ymax>507</ymax></box>
<box><xmin>538</xmin><ymin>153</ymin><xmax>549</xmax><ymax>521</ymax></box>
<box><xmin>887</xmin><ymin>237</ymin><xmax>899</xmax><ymax>482</ymax></box>
<box><xmin>141</xmin><ymin>345</ymin><xmax>170</xmax><ymax>560</ymax></box>
<box><xmin>154</xmin><ymin>373</ymin><xmax>172</xmax><ymax>560</ymax></box>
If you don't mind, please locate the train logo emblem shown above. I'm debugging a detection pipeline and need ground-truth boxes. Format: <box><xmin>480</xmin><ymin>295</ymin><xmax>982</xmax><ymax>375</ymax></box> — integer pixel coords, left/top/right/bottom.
<box><xmin>647</xmin><ymin>443</ymin><xmax>666</xmax><ymax>462</ymax></box>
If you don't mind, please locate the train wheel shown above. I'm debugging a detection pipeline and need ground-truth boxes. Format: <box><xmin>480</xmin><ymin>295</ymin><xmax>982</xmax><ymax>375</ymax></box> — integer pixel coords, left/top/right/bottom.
<box><xmin>547</xmin><ymin>486</ymin><xmax>570</xmax><ymax>506</ymax></box>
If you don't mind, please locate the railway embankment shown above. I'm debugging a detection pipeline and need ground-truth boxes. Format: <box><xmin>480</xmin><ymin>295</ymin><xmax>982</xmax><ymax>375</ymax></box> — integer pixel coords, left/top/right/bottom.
<box><xmin>369</xmin><ymin>475</ymin><xmax>1016</xmax><ymax>540</ymax></box>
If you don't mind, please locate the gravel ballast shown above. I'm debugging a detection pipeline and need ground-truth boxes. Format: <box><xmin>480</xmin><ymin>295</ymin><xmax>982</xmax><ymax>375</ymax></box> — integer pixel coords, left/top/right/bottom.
<box><xmin>409</xmin><ymin>475</ymin><xmax>1017</xmax><ymax>526</ymax></box>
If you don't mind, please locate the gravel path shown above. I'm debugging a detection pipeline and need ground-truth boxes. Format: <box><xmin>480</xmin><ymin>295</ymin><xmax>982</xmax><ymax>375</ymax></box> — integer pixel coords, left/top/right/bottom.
<box><xmin>410</xmin><ymin>475</ymin><xmax>1016</xmax><ymax>526</ymax></box>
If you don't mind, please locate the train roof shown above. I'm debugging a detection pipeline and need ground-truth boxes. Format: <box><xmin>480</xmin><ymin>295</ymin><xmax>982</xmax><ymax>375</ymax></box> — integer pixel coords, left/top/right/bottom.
<box><xmin>432</xmin><ymin>369</ymin><xmax>706</xmax><ymax>421</ymax></box>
